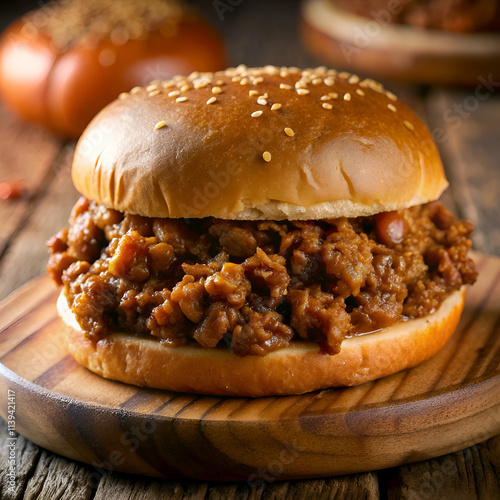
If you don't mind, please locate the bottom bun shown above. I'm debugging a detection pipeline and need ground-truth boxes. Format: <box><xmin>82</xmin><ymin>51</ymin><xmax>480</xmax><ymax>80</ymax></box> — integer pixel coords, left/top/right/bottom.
<box><xmin>58</xmin><ymin>288</ymin><xmax>466</xmax><ymax>397</ymax></box>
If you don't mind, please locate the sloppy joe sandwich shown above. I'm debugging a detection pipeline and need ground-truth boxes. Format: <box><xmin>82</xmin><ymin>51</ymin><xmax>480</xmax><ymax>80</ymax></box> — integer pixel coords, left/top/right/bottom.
<box><xmin>47</xmin><ymin>65</ymin><xmax>477</xmax><ymax>397</ymax></box>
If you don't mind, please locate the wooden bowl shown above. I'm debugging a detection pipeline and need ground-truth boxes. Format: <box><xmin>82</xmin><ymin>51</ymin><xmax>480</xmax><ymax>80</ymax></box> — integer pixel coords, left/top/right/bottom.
<box><xmin>300</xmin><ymin>0</ymin><xmax>500</xmax><ymax>85</ymax></box>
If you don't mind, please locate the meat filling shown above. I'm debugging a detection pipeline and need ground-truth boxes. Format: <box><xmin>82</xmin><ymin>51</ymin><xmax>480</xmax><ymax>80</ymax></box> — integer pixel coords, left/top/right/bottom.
<box><xmin>47</xmin><ymin>198</ymin><xmax>477</xmax><ymax>356</ymax></box>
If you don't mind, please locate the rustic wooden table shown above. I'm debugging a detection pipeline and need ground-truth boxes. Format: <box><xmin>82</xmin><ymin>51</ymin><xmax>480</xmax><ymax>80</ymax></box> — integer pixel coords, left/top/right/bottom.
<box><xmin>0</xmin><ymin>0</ymin><xmax>499</xmax><ymax>498</ymax></box>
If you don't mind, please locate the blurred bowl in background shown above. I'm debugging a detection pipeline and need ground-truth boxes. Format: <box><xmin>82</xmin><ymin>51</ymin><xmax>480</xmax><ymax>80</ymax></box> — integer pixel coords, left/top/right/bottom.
<box><xmin>0</xmin><ymin>0</ymin><xmax>228</xmax><ymax>139</ymax></box>
<box><xmin>300</xmin><ymin>0</ymin><xmax>500</xmax><ymax>86</ymax></box>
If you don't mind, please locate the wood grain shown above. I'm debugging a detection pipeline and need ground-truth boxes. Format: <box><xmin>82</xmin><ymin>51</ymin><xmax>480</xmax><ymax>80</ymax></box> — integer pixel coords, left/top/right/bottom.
<box><xmin>0</xmin><ymin>107</ymin><xmax>62</xmax><ymax>257</ymax></box>
<box><xmin>0</xmin><ymin>254</ymin><xmax>498</xmax><ymax>482</ymax></box>
<box><xmin>425</xmin><ymin>90</ymin><xmax>500</xmax><ymax>256</ymax></box>
<box><xmin>0</xmin><ymin>420</ymin><xmax>41</xmax><ymax>500</ymax></box>
<box><xmin>387</xmin><ymin>442</ymin><xmax>500</xmax><ymax>500</ymax></box>
<box><xmin>0</xmin><ymin>142</ymin><xmax>79</xmax><ymax>302</ymax></box>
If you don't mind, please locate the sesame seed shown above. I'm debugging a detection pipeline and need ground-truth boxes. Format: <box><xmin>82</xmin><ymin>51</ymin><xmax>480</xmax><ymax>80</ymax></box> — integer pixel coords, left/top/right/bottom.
<box><xmin>146</xmin><ymin>84</ymin><xmax>158</xmax><ymax>92</ymax></box>
<box><xmin>148</xmin><ymin>90</ymin><xmax>161</xmax><ymax>97</ymax></box>
<box><xmin>284</xmin><ymin>127</ymin><xmax>295</xmax><ymax>136</ymax></box>
<box><xmin>356</xmin><ymin>89</ymin><xmax>365</xmax><ymax>96</ymax></box>
<box><xmin>312</xmin><ymin>78</ymin><xmax>323</xmax><ymax>85</ymax></box>
<box><xmin>216</xmin><ymin>80</ymin><xmax>225</xmax><ymax>86</ymax></box>
<box><xmin>322</xmin><ymin>103</ymin><xmax>333</xmax><ymax>110</ymax></box>
<box><xmin>180</xmin><ymin>84</ymin><xmax>190</xmax><ymax>92</ymax></box>
<box><xmin>231</xmin><ymin>76</ymin><xmax>241</xmax><ymax>83</ymax></box>
<box><xmin>368</xmin><ymin>80</ymin><xmax>384</xmax><ymax>93</ymax></box>
<box><xmin>404</xmin><ymin>120</ymin><xmax>415</xmax><ymax>131</ymax></box>
<box><xmin>329</xmin><ymin>92</ymin><xmax>339</xmax><ymax>99</ymax></box>
<box><xmin>155</xmin><ymin>120</ymin><xmax>166</xmax><ymax>130</ymax></box>
<box><xmin>240</xmin><ymin>77</ymin><xmax>249</xmax><ymax>85</ymax></box>
<box><xmin>264</xmin><ymin>65</ymin><xmax>278</xmax><ymax>75</ymax></box>
<box><xmin>386</xmin><ymin>91</ymin><xmax>397</xmax><ymax>101</ymax></box>
<box><xmin>296</xmin><ymin>88</ymin><xmax>310</xmax><ymax>95</ymax></box>
<box><xmin>193</xmin><ymin>80</ymin><xmax>209</xmax><ymax>89</ymax></box>
<box><xmin>212</xmin><ymin>86</ymin><xmax>222</xmax><ymax>94</ymax></box>
<box><xmin>387</xmin><ymin>103</ymin><xmax>397</xmax><ymax>112</ymax></box>
<box><xmin>324</xmin><ymin>77</ymin><xmax>335</xmax><ymax>86</ymax></box>
<box><xmin>161</xmin><ymin>81</ymin><xmax>175</xmax><ymax>89</ymax></box>
<box><xmin>271</xmin><ymin>103</ymin><xmax>282</xmax><ymax>111</ymax></box>
<box><xmin>280</xmin><ymin>70</ymin><xmax>289</xmax><ymax>78</ymax></box>
<box><xmin>257</xmin><ymin>97</ymin><xmax>267</xmax><ymax>105</ymax></box>
<box><xmin>253</xmin><ymin>76</ymin><xmax>264</xmax><ymax>84</ymax></box>
<box><xmin>295</xmin><ymin>80</ymin><xmax>307</xmax><ymax>89</ymax></box>
<box><xmin>176</xmin><ymin>96</ymin><xmax>188</xmax><ymax>102</ymax></box>
<box><xmin>249</xmin><ymin>90</ymin><xmax>259</xmax><ymax>96</ymax></box>
<box><xmin>118</xmin><ymin>92</ymin><xmax>128</xmax><ymax>100</ymax></box>
<box><xmin>168</xmin><ymin>90</ymin><xmax>181</xmax><ymax>97</ymax></box>
<box><xmin>280</xmin><ymin>83</ymin><xmax>292</xmax><ymax>90</ymax></box>
<box><xmin>348</xmin><ymin>74</ymin><xmax>360</xmax><ymax>84</ymax></box>
<box><xmin>251</xmin><ymin>110</ymin><xmax>263</xmax><ymax>117</ymax></box>
<box><xmin>206</xmin><ymin>96</ymin><xmax>217</xmax><ymax>105</ymax></box>
<box><xmin>344</xmin><ymin>92</ymin><xmax>352</xmax><ymax>101</ymax></box>
<box><xmin>338</xmin><ymin>71</ymin><xmax>350</xmax><ymax>79</ymax></box>
<box><xmin>263</xmin><ymin>151</ymin><xmax>272</xmax><ymax>162</ymax></box>
<box><xmin>320</xmin><ymin>95</ymin><xmax>331</xmax><ymax>101</ymax></box>
<box><xmin>130</xmin><ymin>86</ymin><xmax>142</xmax><ymax>94</ymax></box>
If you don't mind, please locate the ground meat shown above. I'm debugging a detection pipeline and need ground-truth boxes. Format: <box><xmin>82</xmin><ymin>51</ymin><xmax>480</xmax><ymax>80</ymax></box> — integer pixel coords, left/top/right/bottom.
<box><xmin>47</xmin><ymin>197</ymin><xmax>477</xmax><ymax>356</ymax></box>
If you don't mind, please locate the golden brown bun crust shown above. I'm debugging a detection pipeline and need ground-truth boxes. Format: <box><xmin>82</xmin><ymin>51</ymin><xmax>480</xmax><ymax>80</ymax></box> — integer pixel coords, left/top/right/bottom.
<box><xmin>72</xmin><ymin>65</ymin><xmax>447</xmax><ymax>220</ymax></box>
<box><xmin>0</xmin><ymin>2</ymin><xmax>227</xmax><ymax>138</ymax></box>
<box><xmin>59</xmin><ymin>288</ymin><xmax>465</xmax><ymax>397</ymax></box>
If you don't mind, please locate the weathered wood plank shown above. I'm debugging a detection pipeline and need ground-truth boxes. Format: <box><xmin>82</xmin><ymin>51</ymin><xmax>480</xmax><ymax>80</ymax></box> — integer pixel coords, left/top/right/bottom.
<box><xmin>386</xmin><ymin>440</ymin><xmax>500</xmax><ymax>500</ymax></box>
<box><xmin>0</xmin><ymin>106</ymin><xmax>62</xmax><ymax>255</ymax></box>
<box><xmin>22</xmin><ymin>450</ymin><xmax>95</xmax><ymax>500</ymax></box>
<box><xmin>425</xmin><ymin>90</ymin><xmax>500</xmax><ymax>256</ymax></box>
<box><xmin>94</xmin><ymin>473</ymin><xmax>208</xmax><ymax>499</ymax></box>
<box><xmin>0</xmin><ymin>418</ymin><xmax>41</xmax><ymax>500</ymax></box>
<box><xmin>0</xmin><ymin>143</ymin><xmax>79</xmax><ymax>301</ymax></box>
<box><xmin>93</xmin><ymin>472</ymin><xmax>379</xmax><ymax>499</ymax></box>
<box><xmin>487</xmin><ymin>434</ymin><xmax>500</xmax><ymax>479</ymax></box>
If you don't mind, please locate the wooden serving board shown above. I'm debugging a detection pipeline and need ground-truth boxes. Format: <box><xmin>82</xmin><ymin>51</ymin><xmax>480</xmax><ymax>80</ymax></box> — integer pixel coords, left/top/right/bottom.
<box><xmin>0</xmin><ymin>253</ymin><xmax>499</xmax><ymax>481</ymax></box>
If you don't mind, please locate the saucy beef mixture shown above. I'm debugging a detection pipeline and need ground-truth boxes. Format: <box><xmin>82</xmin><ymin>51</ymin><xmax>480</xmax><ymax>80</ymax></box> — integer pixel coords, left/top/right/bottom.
<box><xmin>47</xmin><ymin>198</ymin><xmax>477</xmax><ymax>356</ymax></box>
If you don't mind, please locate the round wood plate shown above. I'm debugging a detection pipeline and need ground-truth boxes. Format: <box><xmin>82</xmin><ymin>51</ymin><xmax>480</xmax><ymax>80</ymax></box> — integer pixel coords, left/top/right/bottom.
<box><xmin>300</xmin><ymin>0</ymin><xmax>500</xmax><ymax>85</ymax></box>
<box><xmin>0</xmin><ymin>253</ymin><xmax>499</xmax><ymax>481</ymax></box>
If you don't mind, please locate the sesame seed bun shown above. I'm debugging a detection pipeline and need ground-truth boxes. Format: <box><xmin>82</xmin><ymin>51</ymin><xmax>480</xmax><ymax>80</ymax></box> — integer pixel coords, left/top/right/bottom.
<box><xmin>58</xmin><ymin>288</ymin><xmax>466</xmax><ymax>397</ymax></box>
<box><xmin>72</xmin><ymin>65</ymin><xmax>447</xmax><ymax>220</ymax></box>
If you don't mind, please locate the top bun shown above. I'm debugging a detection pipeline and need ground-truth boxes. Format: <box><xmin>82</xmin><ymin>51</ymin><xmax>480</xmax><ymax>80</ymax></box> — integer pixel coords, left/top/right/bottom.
<box><xmin>72</xmin><ymin>65</ymin><xmax>447</xmax><ymax>220</ymax></box>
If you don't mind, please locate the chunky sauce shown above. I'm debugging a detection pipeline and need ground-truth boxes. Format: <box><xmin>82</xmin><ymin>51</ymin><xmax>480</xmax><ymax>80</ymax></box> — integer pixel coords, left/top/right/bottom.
<box><xmin>47</xmin><ymin>199</ymin><xmax>477</xmax><ymax>356</ymax></box>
